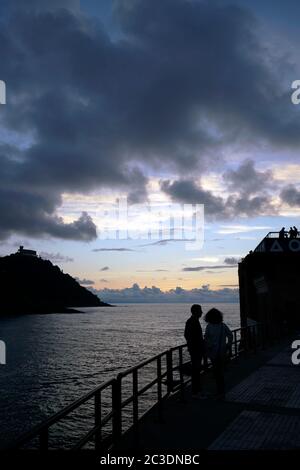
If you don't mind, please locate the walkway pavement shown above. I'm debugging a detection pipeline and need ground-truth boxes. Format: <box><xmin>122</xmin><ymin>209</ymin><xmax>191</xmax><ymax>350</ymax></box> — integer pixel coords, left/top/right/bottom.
<box><xmin>118</xmin><ymin>337</ymin><xmax>300</xmax><ymax>451</ymax></box>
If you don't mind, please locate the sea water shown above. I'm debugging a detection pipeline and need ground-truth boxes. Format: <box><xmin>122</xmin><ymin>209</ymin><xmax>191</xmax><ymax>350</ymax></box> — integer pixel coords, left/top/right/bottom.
<box><xmin>0</xmin><ymin>303</ymin><xmax>239</xmax><ymax>448</ymax></box>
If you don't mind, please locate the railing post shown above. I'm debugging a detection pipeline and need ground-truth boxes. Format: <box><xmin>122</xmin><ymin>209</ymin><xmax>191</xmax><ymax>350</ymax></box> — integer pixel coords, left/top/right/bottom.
<box><xmin>157</xmin><ymin>356</ymin><xmax>163</xmax><ymax>422</ymax></box>
<box><xmin>167</xmin><ymin>350</ymin><xmax>173</xmax><ymax>394</ymax></box>
<box><xmin>179</xmin><ymin>347</ymin><xmax>185</xmax><ymax>402</ymax></box>
<box><xmin>133</xmin><ymin>369</ymin><xmax>139</xmax><ymax>426</ymax></box>
<box><xmin>240</xmin><ymin>327</ymin><xmax>245</xmax><ymax>354</ymax></box>
<box><xmin>132</xmin><ymin>369</ymin><xmax>139</xmax><ymax>445</ymax></box>
<box><xmin>245</xmin><ymin>326</ymin><xmax>249</xmax><ymax>352</ymax></box>
<box><xmin>94</xmin><ymin>390</ymin><xmax>101</xmax><ymax>454</ymax></box>
<box><xmin>39</xmin><ymin>428</ymin><xmax>48</xmax><ymax>452</ymax></box>
<box><xmin>234</xmin><ymin>330</ymin><xmax>238</xmax><ymax>358</ymax></box>
<box><xmin>112</xmin><ymin>376</ymin><xmax>122</xmax><ymax>444</ymax></box>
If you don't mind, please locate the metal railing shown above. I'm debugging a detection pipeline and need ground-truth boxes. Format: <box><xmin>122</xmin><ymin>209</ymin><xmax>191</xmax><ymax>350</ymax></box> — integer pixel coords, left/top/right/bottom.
<box><xmin>265</xmin><ymin>231</ymin><xmax>300</xmax><ymax>239</ymax></box>
<box><xmin>10</xmin><ymin>322</ymin><xmax>287</xmax><ymax>452</ymax></box>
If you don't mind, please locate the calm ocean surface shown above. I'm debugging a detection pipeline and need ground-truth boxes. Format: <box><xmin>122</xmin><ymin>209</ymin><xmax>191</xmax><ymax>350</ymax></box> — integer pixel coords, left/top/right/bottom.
<box><xmin>0</xmin><ymin>303</ymin><xmax>240</xmax><ymax>448</ymax></box>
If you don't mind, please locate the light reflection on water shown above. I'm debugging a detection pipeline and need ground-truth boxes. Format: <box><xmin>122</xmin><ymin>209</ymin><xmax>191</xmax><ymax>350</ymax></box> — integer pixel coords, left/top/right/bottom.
<box><xmin>0</xmin><ymin>303</ymin><xmax>239</xmax><ymax>448</ymax></box>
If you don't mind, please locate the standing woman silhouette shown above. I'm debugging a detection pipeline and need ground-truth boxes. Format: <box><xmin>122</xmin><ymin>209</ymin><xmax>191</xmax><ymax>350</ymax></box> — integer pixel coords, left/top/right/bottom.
<box><xmin>204</xmin><ymin>308</ymin><xmax>233</xmax><ymax>398</ymax></box>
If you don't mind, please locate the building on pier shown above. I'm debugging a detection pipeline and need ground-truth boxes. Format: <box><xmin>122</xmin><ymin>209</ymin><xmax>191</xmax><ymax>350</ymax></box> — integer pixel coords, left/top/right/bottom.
<box><xmin>239</xmin><ymin>231</ymin><xmax>300</xmax><ymax>329</ymax></box>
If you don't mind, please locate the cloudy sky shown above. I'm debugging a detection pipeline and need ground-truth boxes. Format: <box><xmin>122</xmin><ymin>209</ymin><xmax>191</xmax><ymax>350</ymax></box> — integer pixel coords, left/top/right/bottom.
<box><xmin>1</xmin><ymin>0</ymin><xmax>300</xmax><ymax>302</ymax></box>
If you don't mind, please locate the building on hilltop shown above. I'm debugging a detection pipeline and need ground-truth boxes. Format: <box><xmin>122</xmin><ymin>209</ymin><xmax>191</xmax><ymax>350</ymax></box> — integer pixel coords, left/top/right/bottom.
<box><xmin>16</xmin><ymin>246</ymin><xmax>37</xmax><ymax>257</ymax></box>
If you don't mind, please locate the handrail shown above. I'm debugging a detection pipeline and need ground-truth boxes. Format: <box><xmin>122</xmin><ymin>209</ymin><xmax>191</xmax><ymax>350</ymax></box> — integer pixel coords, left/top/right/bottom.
<box><xmin>118</xmin><ymin>350</ymin><xmax>168</xmax><ymax>377</ymax></box>
<box><xmin>12</xmin><ymin>378</ymin><xmax>116</xmax><ymax>449</ymax></box>
<box><xmin>264</xmin><ymin>231</ymin><xmax>300</xmax><ymax>239</ymax></box>
<box><xmin>9</xmin><ymin>321</ymin><xmax>287</xmax><ymax>452</ymax></box>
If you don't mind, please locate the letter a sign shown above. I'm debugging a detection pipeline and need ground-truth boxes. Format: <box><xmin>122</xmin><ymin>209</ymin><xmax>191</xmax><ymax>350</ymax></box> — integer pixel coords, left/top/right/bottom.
<box><xmin>270</xmin><ymin>240</ymin><xmax>283</xmax><ymax>252</ymax></box>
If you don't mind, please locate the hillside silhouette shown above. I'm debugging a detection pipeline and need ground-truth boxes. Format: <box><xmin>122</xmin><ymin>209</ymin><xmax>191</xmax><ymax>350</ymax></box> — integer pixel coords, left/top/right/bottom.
<box><xmin>0</xmin><ymin>251</ymin><xmax>110</xmax><ymax>314</ymax></box>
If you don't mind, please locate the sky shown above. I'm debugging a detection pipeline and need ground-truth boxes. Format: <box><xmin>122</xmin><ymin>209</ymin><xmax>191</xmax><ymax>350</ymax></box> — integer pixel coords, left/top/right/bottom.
<box><xmin>1</xmin><ymin>0</ymin><xmax>300</xmax><ymax>303</ymax></box>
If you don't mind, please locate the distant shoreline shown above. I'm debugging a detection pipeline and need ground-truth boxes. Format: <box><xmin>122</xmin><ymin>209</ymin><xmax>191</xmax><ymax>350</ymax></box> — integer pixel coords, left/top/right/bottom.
<box><xmin>0</xmin><ymin>303</ymin><xmax>113</xmax><ymax>316</ymax></box>
<box><xmin>0</xmin><ymin>301</ymin><xmax>239</xmax><ymax>317</ymax></box>
<box><xmin>102</xmin><ymin>301</ymin><xmax>240</xmax><ymax>305</ymax></box>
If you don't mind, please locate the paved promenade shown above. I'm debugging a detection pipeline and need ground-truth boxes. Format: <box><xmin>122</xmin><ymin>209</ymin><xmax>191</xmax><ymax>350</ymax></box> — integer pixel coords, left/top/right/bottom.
<box><xmin>118</xmin><ymin>338</ymin><xmax>300</xmax><ymax>451</ymax></box>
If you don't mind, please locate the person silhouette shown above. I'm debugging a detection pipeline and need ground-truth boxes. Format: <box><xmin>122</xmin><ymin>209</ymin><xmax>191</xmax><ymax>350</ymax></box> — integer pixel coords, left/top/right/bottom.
<box><xmin>184</xmin><ymin>304</ymin><xmax>205</xmax><ymax>398</ymax></box>
<box><xmin>279</xmin><ymin>227</ymin><xmax>285</xmax><ymax>239</ymax></box>
<box><xmin>289</xmin><ymin>227</ymin><xmax>295</xmax><ymax>238</ymax></box>
<box><xmin>293</xmin><ymin>226</ymin><xmax>299</xmax><ymax>238</ymax></box>
<box><xmin>204</xmin><ymin>308</ymin><xmax>233</xmax><ymax>399</ymax></box>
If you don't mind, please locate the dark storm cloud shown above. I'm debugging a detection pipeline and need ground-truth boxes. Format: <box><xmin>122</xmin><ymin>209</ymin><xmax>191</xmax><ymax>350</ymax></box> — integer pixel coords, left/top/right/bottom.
<box><xmin>183</xmin><ymin>265</ymin><xmax>237</xmax><ymax>272</ymax></box>
<box><xmin>160</xmin><ymin>178</ymin><xmax>275</xmax><ymax>219</ymax></box>
<box><xmin>0</xmin><ymin>0</ymin><xmax>298</xmax><ymax>239</ymax></box>
<box><xmin>136</xmin><ymin>269</ymin><xmax>169</xmax><ymax>272</ymax></box>
<box><xmin>224</xmin><ymin>257</ymin><xmax>240</xmax><ymax>265</ymax></box>
<box><xmin>100</xmin><ymin>266</ymin><xmax>110</xmax><ymax>271</ymax></box>
<box><xmin>227</xmin><ymin>193</ymin><xmax>274</xmax><ymax>217</ymax></box>
<box><xmin>92</xmin><ymin>248</ymin><xmax>137</xmax><ymax>252</ymax></box>
<box><xmin>280</xmin><ymin>185</ymin><xmax>300</xmax><ymax>206</ymax></box>
<box><xmin>115</xmin><ymin>0</ymin><xmax>300</xmax><ymax>147</ymax></box>
<box><xmin>0</xmin><ymin>0</ymin><xmax>80</xmax><ymax>13</ymax></box>
<box><xmin>140</xmin><ymin>238</ymin><xmax>193</xmax><ymax>247</ymax></box>
<box><xmin>222</xmin><ymin>159</ymin><xmax>277</xmax><ymax>217</ymax></box>
<box><xmin>40</xmin><ymin>251</ymin><xmax>74</xmax><ymax>263</ymax></box>
<box><xmin>0</xmin><ymin>187</ymin><xmax>97</xmax><ymax>240</ymax></box>
<box><xmin>223</xmin><ymin>160</ymin><xmax>275</xmax><ymax>196</ymax></box>
<box><xmin>161</xmin><ymin>180</ymin><xmax>225</xmax><ymax>216</ymax></box>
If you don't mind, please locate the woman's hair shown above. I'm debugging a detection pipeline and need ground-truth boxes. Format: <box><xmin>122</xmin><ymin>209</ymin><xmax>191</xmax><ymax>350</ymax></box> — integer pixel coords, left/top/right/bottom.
<box><xmin>204</xmin><ymin>308</ymin><xmax>223</xmax><ymax>324</ymax></box>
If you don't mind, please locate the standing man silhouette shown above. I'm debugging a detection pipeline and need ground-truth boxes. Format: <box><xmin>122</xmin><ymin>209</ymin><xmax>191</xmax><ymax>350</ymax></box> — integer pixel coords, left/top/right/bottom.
<box><xmin>184</xmin><ymin>304</ymin><xmax>205</xmax><ymax>398</ymax></box>
<box><xmin>279</xmin><ymin>227</ymin><xmax>285</xmax><ymax>239</ymax></box>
